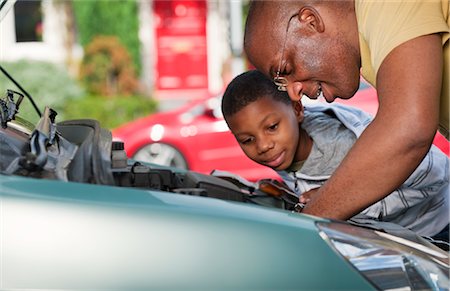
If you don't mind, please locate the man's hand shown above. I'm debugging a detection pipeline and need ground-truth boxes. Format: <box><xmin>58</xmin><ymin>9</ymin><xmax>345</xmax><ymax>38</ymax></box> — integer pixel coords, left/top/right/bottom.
<box><xmin>299</xmin><ymin>188</ymin><xmax>319</xmax><ymax>205</ymax></box>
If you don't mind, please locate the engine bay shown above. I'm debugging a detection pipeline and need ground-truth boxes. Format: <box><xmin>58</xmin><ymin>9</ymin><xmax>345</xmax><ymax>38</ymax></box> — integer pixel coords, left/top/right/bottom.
<box><xmin>0</xmin><ymin>89</ymin><xmax>299</xmax><ymax>211</ymax></box>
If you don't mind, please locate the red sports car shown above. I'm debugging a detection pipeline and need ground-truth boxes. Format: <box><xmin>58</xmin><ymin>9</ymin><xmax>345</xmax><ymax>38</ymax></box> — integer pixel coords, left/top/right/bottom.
<box><xmin>112</xmin><ymin>82</ymin><xmax>449</xmax><ymax>182</ymax></box>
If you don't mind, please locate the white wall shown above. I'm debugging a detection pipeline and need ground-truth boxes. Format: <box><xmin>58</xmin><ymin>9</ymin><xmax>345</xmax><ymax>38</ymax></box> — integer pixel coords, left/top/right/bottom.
<box><xmin>0</xmin><ymin>0</ymin><xmax>82</xmax><ymax>65</ymax></box>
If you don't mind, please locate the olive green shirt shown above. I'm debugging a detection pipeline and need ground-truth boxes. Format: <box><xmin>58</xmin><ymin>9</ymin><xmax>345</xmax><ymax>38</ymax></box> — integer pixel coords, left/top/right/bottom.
<box><xmin>355</xmin><ymin>0</ymin><xmax>449</xmax><ymax>139</ymax></box>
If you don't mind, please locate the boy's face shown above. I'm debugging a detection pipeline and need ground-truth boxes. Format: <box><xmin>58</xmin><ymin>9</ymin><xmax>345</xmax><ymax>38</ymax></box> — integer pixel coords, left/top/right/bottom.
<box><xmin>226</xmin><ymin>96</ymin><xmax>303</xmax><ymax>171</ymax></box>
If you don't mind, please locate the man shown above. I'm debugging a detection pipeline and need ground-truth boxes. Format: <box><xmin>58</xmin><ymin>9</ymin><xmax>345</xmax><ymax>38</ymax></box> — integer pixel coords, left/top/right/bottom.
<box><xmin>243</xmin><ymin>1</ymin><xmax>449</xmax><ymax>222</ymax></box>
<box><xmin>222</xmin><ymin>70</ymin><xmax>449</xmax><ymax>239</ymax></box>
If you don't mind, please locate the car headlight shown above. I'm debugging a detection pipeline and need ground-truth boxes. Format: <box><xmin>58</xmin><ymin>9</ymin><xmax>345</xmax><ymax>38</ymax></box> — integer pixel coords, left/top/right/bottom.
<box><xmin>317</xmin><ymin>221</ymin><xmax>449</xmax><ymax>290</ymax></box>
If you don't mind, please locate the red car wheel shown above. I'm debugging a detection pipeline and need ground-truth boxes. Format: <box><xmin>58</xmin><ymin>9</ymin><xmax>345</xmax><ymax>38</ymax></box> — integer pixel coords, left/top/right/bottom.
<box><xmin>133</xmin><ymin>143</ymin><xmax>188</xmax><ymax>169</ymax></box>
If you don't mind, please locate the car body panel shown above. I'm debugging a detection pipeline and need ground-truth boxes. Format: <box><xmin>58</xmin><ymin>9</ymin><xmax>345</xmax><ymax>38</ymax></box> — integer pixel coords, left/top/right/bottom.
<box><xmin>1</xmin><ymin>174</ymin><xmax>374</xmax><ymax>290</ymax></box>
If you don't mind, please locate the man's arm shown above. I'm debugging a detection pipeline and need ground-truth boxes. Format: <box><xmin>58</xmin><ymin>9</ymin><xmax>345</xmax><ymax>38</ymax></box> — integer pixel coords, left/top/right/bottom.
<box><xmin>302</xmin><ymin>34</ymin><xmax>443</xmax><ymax>220</ymax></box>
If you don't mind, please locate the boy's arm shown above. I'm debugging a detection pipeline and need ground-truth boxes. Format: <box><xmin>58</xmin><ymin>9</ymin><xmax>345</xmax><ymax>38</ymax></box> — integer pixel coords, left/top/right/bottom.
<box><xmin>302</xmin><ymin>34</ymin><xmax>443</xmax><ymax>220</ymax></box>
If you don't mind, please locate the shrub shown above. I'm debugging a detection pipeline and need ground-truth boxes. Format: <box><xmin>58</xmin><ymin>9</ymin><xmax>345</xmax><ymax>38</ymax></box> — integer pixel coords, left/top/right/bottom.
<box><xmin>72</xmin><ymin>0</ymin><xmax>141</xmax><ymax>75</ymax></box>
<box><xmin>0</xmin><ymin>60</ymin><xmax>157</xmax><ymax>130</ymax></box>
<box><xmin>0</xmin><ymin>60</ymin><xmax>84</xmax><ymax>124</ymax></box>
<box><xmin>80</xmin><ymin>35</ymin><xmax>140</xmax><ymax>96</ymax></box>
<box><xmin>62</xmin><ymin>94</ymin><xmax>158</xmax><ymax>130</ymax></box>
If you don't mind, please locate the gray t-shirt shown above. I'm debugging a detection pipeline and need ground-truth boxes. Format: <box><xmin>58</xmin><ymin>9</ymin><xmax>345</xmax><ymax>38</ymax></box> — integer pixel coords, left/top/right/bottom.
<box><xmin>299</xmin><ymin>108</ymin><xmax>356</xmax><ymax>177</ymax></box>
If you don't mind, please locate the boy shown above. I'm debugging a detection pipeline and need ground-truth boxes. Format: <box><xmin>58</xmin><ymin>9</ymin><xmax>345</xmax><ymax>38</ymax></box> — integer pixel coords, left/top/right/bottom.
<box><xmin>222</xmin><ymin>70</ymin><xmax>449</xmax><ymax>241</ymax></box>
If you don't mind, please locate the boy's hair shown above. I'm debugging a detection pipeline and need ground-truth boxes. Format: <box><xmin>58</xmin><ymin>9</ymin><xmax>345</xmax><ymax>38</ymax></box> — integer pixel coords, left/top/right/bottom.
<box><xmin>221</xmin><ymin>70</ymin><xmax>291</xmax><ymax>119</ymax></box>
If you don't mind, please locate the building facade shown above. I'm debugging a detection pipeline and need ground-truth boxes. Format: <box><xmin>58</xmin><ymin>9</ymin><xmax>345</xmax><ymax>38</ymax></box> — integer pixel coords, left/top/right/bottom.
<box><xmin>0</xmin><ymin>0</ymin><xmax>245</xmax><ymax>101</ymax></box>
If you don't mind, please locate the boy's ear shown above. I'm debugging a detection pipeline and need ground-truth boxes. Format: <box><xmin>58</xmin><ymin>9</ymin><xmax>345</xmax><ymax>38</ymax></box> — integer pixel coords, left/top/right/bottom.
<box><xmin>297</xmin><ymin>6</ymin><xmax>324</xmax><ymax>33</ymax></box>
<box><xmin>292</xmin><ymin>100</ymin><xmax>305</xmax><ymax>122</ymax></box>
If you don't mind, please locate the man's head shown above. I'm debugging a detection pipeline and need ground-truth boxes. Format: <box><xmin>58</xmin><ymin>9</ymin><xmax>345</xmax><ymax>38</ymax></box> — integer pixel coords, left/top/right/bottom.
<box><xmin>244</xmin><ymin>0</ymin><xmax>361</xmax><ymax>103</ymax></box>
<box><xmin>222</xmin><ymin>70</ymin><xmax>308</xmax><ymax>171</ymax></box>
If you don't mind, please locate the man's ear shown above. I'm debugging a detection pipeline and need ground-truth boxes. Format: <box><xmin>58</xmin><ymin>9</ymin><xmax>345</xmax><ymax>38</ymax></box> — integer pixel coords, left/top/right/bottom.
<box><xmin>292</xmin><ymin>100</ymin><xmax>305</xmax><ymax>122</ymax></box>
<box><xmin>297</xmin><ymin>6</ymin><xmax>324</xmax><ymax>33</ymax></box>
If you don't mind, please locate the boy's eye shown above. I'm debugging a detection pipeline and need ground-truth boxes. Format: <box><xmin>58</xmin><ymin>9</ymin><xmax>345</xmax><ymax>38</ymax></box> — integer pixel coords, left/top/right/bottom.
<box><xmin>268</xmin><ymin>123</ymin><xmax>279</xmax><ymax>131</ymax></box>
<box><xmin>240</xmin><ymin>136</ymin><xmax>254</xmax><ymax>145</ymax></box>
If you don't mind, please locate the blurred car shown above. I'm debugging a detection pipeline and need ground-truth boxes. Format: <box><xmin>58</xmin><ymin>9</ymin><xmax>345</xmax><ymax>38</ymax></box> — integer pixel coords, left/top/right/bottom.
<box><xmin>112</xmin><ymin>82</ymin><xmax>449</xmax><ymax>183</ymax></box>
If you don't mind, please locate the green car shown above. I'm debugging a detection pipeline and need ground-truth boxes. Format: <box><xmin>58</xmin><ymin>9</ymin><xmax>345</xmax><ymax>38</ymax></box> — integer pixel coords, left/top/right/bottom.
<box><xmin>1</xmin><ymin>74</ymin><xmax>449</xmax><ymax>291</ymax></box>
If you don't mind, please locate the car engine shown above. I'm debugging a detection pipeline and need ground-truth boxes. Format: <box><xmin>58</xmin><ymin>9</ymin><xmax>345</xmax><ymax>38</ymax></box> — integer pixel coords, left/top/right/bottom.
<box><xmin>0</xmin><ymin>89</ymin><xmax>299</xmax><ymax>211</ymax></box>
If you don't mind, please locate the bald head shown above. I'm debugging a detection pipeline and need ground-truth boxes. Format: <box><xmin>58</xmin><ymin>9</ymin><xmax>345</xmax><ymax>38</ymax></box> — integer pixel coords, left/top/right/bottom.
<box><xmin>244</xmin><ymin>1</ymin><xmax>292</xmax><ymax>55</ymax></box>
<box><xmin>244</xmin><ymin>1</ymin><xmax>293</xmax><ymax>77</ymax></box>
<box><xmin>244</xmin><ymin>0</ymin><xmax>352</xmax><ymax>65</ymax></box>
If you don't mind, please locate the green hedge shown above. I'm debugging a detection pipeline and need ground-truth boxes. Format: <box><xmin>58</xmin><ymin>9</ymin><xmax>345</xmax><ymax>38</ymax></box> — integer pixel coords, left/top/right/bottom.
<box><xmin>73</xmin><ymin>0</ymin><xmax>141</xmax><ymax>75</ymax></box>
<box><xmin>62</xmin><ymin>94</ymin><xmax>158</xmax><ymax>130</ymax></box>
<box><xmin>80</xmin><ymin>35</ymin><xmax>140</xmax><ymax>96</ymax></box>
<box><xmin>0</xmin><ymin>60</ymin><xmax>158</xmax><ymax>129</ymax></box>
<box><xmin>0</xmin><ymin>60</ymin><xmax>84</xmax><ymax>124</ymax></box>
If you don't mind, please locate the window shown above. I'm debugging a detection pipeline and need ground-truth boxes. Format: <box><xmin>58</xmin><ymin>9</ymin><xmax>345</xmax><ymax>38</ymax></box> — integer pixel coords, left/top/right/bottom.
<box><xmin>14</xmin><ymin>0</ymin><xmax>43</xmax><ymax>42</ymax></box>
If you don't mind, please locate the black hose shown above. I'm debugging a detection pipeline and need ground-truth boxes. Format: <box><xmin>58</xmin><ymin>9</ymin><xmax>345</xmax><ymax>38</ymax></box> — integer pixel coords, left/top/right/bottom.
<box><xmin>0</xmin><ymin>64</ymin><xmax>42</xmax><ymax>117</ymax></box>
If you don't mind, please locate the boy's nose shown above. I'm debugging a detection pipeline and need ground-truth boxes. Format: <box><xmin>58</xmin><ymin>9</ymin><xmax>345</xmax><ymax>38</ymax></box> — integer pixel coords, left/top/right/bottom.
<box><xmin>257</xmin><ymin>139</ymin><xmax>274</xmax><ymax>154</ymax></box>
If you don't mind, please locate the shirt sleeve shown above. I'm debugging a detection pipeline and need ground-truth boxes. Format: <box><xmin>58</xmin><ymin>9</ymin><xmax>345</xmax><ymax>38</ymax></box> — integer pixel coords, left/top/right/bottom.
<box><xmin>360</xmin><ymin>146</ymin><xmax>449</xmax><ymax>221</ymax></box>
<box><xmin>356</xmin><ymin>0</ymin><xmax>449</xmax><ymax>75</ymax></box>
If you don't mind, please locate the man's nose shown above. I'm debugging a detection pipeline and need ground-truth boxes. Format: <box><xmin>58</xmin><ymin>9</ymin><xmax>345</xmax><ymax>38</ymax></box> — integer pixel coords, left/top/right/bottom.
<box><xmin>287</xmin><ymin>81</ymin><xmax>304</xmax><ymax>102</ymax></box>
